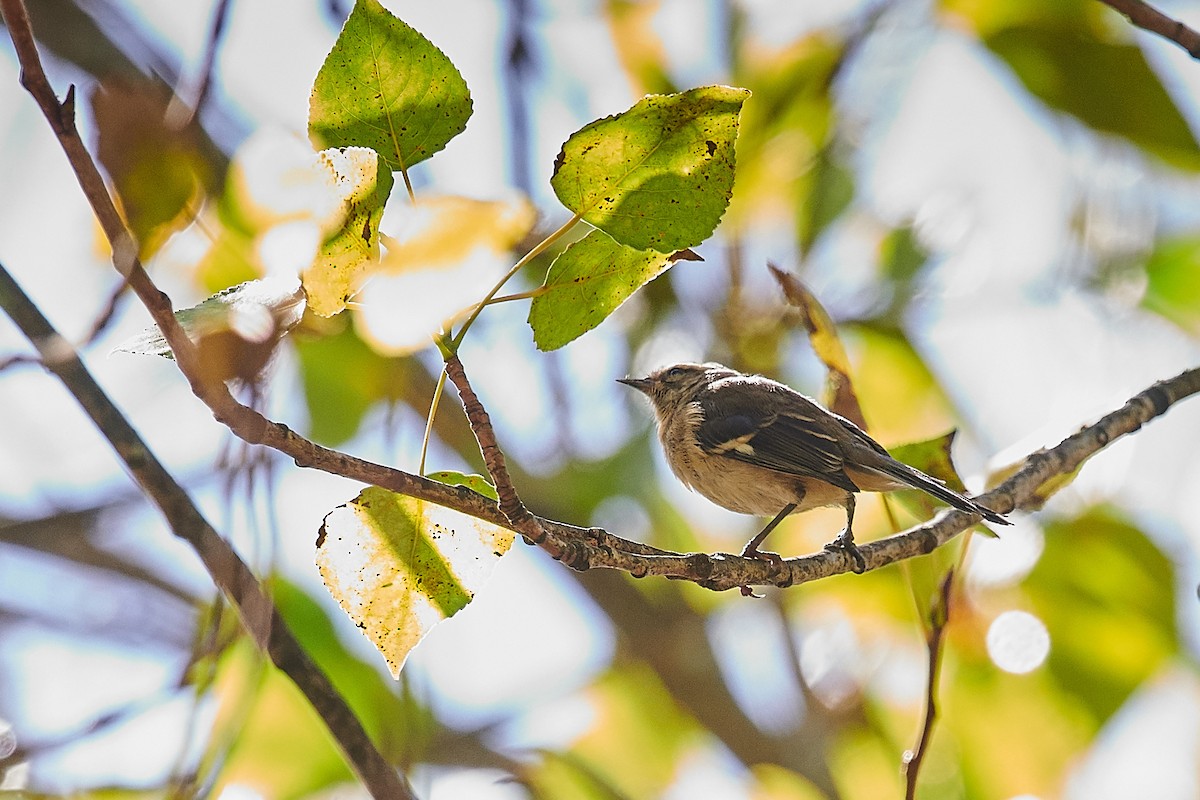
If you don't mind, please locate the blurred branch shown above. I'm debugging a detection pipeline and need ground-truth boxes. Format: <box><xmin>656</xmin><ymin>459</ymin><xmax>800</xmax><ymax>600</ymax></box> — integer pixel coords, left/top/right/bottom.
<box><xmin>0</xmin><ymin>2</ymin><xmax>412</xmax><ymax>795</ymax></box>
<box><xmin>1097</xmin><ymin>0</ymin><xmax>1200</xmax><ymax>58</ymax></box>
<box><xmin>902</xmin><ymin>569</ymin><xmax>954</xmax><ymax>800</ymax></box>
<box><xmin>0</xmin><ymin>262</ymin><xmax>414</xmax><ymax>800</ymax></box>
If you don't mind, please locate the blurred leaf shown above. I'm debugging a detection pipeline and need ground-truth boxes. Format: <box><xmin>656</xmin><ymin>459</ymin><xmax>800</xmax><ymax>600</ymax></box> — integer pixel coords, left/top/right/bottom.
<box><xmin>528</xmin><ymin>229</ymin><xmax>699</xmax><ymax>350</ymax></box>
<box><xmin>1025</xmin><ymin>507</ymin><xmax>1178</xmax><ymax>724</ymax></box>
<box><xmin>426</xmin><ymin>470</ymin><xmax>499</xmax><ymax>502</ymax></box>
<box><xmin>309</xmin><ymin>0</ymin><xmax>472</xmax><ymax>177</ymax></box>
<box><xmin>91</xmin><ymin>78</ymin><xmax>206</xmax><ymax>258</ymax></box>
<box><xmin>112</xmin><ymin>277</ymin><xmax>306</xmax><ymax>386</ymax></box>
<box><xmin>1142</xmin><ymin>235</ymin><xmax>1200</xmax><ymax>334</ymax></box>
<box><xmin>879</xmin><ymin>225</ymin><xmax>929</xmax><ymax>284</ymax></box>
<box><xmin>551</xmin><ymin>85</ymin><xmax>749</xmax><ymax>252</ymax></box>
<box><xmin>294</xmin><ymin>317</ymin><xmax>410</xmax><ymax>444</ymax></box>
<box><xmin>356</xmin><ymin>194</ymin><xmax>536</xmax><ymax>354</ymax></box>
<box><xmin>985</xmin><ymin>25</ymin><xmax>1200</xmax><ymax>170</ymax></box>
<box><xmin>271</xmin><ymin>579</ymin><xmax>436</xmax><ymax>761</ymax></box>
<box><xmin>302</xmin><ymin>147</ymin><xmax>394</xmax><ymax>317</ymax></box>
<box><xmin>797</xmin><ymin>145</ymin><xmax>854</xmax><ymax>256</ymax></box>
<box><xmin>563</xmin><ymin>665</ymin><xmax>697</xmax><ymax>798</ymax></box>
<box><xmin>750</xmin><ymin>764</ymin><xmax>828</xmax><ymax>800</ymax></box>
<box><xmin>769</xmin><ymin>265</ymin><xmax>865</xmax><ymax>428</ymax></box>
<box><xmin>726</xmin><ymin>34</ymin><xmax>841</xmax><ymax>230</ymax></box>
<box><xmin>603</xmin><ymin>0</ymin><xmax>677</xmax><ymax>96</ymax></box>
<box><xmin>316</xmin><ymin>486</ymin><xmax>515</xmax><ymax>678</ymax></box>
<box><xmin>213</xmin><ymin>639</ymin><xmax>352</xmax><ymax>796</ymax></box>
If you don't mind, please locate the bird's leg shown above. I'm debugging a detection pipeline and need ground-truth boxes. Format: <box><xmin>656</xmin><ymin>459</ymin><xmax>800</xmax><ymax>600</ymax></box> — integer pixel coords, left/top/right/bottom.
<box><xmin>738</xmin><ymin>503</ymin><xmax>796</xmax><ymax>597</ymax></box>
<box><xmin>824</xmin><ymin>494</ymin><xmax>866</xmax><ymax>574</ymax></box>
<box><xmin>741</xmin><ymin>503</ymin><xmax>796</xmax><ymax>562</ymax></box>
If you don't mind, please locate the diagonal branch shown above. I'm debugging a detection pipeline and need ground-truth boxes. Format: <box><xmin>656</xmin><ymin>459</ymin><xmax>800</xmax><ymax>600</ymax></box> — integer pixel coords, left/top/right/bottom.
<box><xmin>1097</xmin><ymin>0</ymin><xmax>1200</xmax><ymax>59</ymax></box>
<box><xmin>0</xmin><ymin>263</ymin><xmax>414</xmax><ymax>800</ymax></box>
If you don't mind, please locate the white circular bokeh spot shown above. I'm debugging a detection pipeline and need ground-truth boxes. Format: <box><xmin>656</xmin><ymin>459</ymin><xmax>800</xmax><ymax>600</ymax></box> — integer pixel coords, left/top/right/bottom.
<box><xmin>986</xmin><ymin>610</ymin><xmax>1051</xmax><ymax>674</ymax></box>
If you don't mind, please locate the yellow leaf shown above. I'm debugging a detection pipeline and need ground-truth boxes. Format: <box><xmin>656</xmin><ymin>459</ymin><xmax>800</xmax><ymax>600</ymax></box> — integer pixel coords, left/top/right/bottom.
<box><xmin>316</xmin><ymin>486</ymin><xmax>515</xmax><ymax>678</ymax></box>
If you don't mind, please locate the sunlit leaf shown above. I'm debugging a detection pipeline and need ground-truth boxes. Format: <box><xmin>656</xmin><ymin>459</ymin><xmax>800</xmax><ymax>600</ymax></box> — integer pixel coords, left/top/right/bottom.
<box><xmin>528</xmin><ymin>228</ymin><xmax>700</xmax><ymax>351</ymax></box>
<box><xmin>354</xmin><ymin>194</ymin><xmax>536</xmax><ymax>354</ymax></box>
<box><xmin>113</xmin><ymin>277</ymin><xmax>306</xmax><ymax>386</ymax></box>
<box><xmin>551</xmin><ymin>85</ymin><xmax>749</xmax><ymax>252</ymax></box>
<box><xmin>769</xmin><ymin>265</ymin><xmax>865</xmax><ymax>428</ymax></box>
<box><xmin>91</xmin><ymin>78</ymin><xmax>206</xmax><ymax>258</ymax></box>
<box><xmin>309</xmin><ymin>0</ymin><xmax>472</xmax><ymax>177</ymax></box>
<box><xmin>316</xmin><ymin>486</ymin><xmax>515</xmax><ymax>678</ymax></box>
<box><xmin>986</xmin><ymin>26</ymin><xmax>1200</xmax><ymax>170</ymax></box>
<box><xmin>426</xmin><ymin>470</ymin><xmax>499</xmax><ymax>502</ymax></box>
<box><xmin>301</xmin><ymin>147</ymin><xmax>394</xmax><ymax>317</ymax></box>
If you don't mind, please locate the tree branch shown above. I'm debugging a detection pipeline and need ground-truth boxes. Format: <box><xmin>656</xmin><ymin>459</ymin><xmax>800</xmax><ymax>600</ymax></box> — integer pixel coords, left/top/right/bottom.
<box><xmin>0</xmin><ymin>263</ymin><xmax>414</xmax><ymax>799</ymax></box>
<box><xmin>1097</xmin><ymin>0</ymin><xmax>1200</xmax><ymax>58</ymax></box>
<box><xmin>902</xmin><ymin>569</ymin><xmax>954</xmax><ymax>799</ymax></box>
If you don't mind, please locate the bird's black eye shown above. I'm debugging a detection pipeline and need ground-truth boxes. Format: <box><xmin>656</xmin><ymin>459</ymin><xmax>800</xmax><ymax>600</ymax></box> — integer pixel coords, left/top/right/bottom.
<box><xmin>664</xmin><ymin>366</ymin><xmax>687</xmax><ymax>381</ymax></box>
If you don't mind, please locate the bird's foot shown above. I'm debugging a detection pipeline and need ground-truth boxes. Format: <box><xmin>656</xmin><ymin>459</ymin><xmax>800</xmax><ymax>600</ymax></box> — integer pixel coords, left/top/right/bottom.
<box><xmin>738</xmin><ymin>542</ymin><xmax>788</xmax><ymax>596</ymax></box>
<box><xmin>824</xmin><ymin>528</ymin><xmax>866</xmax><ymax>574</ymax></box>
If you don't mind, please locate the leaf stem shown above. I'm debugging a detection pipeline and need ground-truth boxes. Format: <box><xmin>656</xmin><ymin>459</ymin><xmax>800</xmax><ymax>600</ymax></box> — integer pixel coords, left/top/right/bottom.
<box><xmin>448</xmin><ymin>211</ymin><xmax>582</xmax><ymax>351</ymax></box>
<box><xmin>487</xmin><ymin>287</ymin><xmax>547</xmax><ymax>304</ymax></box>
<box><xmin>418</xmin><ymin>367</ymin><xmax>447</xmax><ymax>475</ymax></box>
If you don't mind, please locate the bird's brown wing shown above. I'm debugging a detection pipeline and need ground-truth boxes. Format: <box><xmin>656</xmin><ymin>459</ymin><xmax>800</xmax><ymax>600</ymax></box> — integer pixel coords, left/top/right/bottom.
<box><xmin>694</xmin><ymin>386</ymin><xmax>860</xmax><ymax>494</ymax></box>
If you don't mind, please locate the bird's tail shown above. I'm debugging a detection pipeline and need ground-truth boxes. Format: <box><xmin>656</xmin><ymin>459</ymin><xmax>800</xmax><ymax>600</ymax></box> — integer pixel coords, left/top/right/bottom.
<box><xmin>869</xmin><ymin>460</ymin><xmax>1010</xmax><ymax>526</ymax></box>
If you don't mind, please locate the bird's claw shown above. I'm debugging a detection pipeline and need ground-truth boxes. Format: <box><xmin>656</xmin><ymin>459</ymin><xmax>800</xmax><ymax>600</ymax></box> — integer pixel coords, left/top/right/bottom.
<box><xmin>739</xmin><ymin>543</ymin><xmax>788</xmax><ymax>596</ymax></box>
<box><xmin>825</xmin><ymin>529</ymin><xmax>866</xmax><ymax>574</ymax></box>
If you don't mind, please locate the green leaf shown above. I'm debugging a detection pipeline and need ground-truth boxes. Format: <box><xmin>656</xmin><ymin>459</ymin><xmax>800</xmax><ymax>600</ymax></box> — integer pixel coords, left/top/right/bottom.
<box><xmin>294</xmin><ymin>318</ymin><xmax>409</xmax><ymax>445</ymax></box>
<box><xmin>527</xmin><ymin>229</ymin><xmax>698</xmax><ymax>351</ymax></box>
<box><xmin>551</xmin><ymin>85</ymin><xmax>749</xmax><ymax>252</ymax></box>
<box><xmin>426</xmin><ymin>470</ymin><xmax>499</xmax><ymax>501</ymax></box>
<box><xmin>986</xmin><ymin>26</ymin><xmax>1200</xmax><ymax>170</ymax></box>
<box><xmin>1142</xmin><ymin>236</ymin><xmax>1200</xmax><ymax>334</ymax></box>
<box><xmin>308</xmin><ymin>0</ymin><xmax>472</xmax><ymax>176</ymax></box>
<box><xmin>316</xmin><ymin>486</ymin><xmax>515</xmax><ymax>678</ymax></box>
<box><xmin>301</xmin><ymin>147</ymin><xmax>394</xmax><ymax>317</ymax></box>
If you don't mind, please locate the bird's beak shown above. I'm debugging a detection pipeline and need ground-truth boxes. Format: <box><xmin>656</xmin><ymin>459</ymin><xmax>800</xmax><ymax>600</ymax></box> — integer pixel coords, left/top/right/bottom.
<box><xmin>617</xmin><ymin>376</ymin><xmax>652</xmax><ymax>395</ymax></box>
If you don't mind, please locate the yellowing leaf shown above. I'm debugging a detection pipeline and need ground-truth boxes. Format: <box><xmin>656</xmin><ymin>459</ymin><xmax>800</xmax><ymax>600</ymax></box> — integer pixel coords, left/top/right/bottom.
<box><xmin>300</xmin><ymin>147</ymin><xmax>394</xmax><ymax>317</ymax></box>
<box><xmin>91</xmin><ymin>78</ymin><xmax>208</xmax><ymax>259</ymax></box>
<box><xmin>316</xmin><ymin>486</ymin><xmax>515</xmax><ymax>678</ymax></box>
<box><xmin>354</xmin><ymin>194</ymin><xmax>535</xmax><ymax>354</ymax></box>
<box><xmin>769</xmin><ymin>265</ymin><xmax>865</xmax><ymax>428</ymax></box>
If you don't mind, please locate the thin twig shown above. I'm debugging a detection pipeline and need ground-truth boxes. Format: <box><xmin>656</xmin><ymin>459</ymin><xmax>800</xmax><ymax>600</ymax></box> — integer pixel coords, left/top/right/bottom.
<box><xmin>173</xmin><ymin>0</ymin><xmax>233</xmax><ymax>130</ymax></box>
<box><xmin>0</xmin><ymin>263</ymin><xmax>414</xmax><ymax>799</ymax></box>
<box><xmin>902</xmin><ymin>569</ymin><xmax>955</xmax><ymax>799</ymax></box>
<box><xmin>1097</xmin><ymin>0</ymin><xmax>1200</xmax><ymax>59</ymax></box>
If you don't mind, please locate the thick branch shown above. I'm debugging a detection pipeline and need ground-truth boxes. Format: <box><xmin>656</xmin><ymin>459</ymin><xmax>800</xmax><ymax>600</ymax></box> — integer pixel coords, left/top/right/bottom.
<box><xmin>1097</xmin><ymin>0</ymin><xmax>1200</xmax><ymax>59</ymax></box>
<box><xmin>0</xmin><ymin>264</ymin><xmax>414</xmax><ymax>799</ymax></box>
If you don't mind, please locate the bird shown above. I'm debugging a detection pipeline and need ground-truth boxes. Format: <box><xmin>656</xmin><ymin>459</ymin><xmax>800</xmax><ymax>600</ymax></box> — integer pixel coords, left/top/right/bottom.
<box><xmin>619</xmin><ymin>362</ymin><xmax>1009</xmax><ymax>574</ymax></box>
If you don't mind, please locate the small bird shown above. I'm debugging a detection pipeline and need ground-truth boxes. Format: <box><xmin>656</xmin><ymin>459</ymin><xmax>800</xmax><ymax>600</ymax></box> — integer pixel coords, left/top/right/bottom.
<box><xmin>619</xmin><ymin>362</ymin><xmax>1009</xmax><ymax>573</ymax></box>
